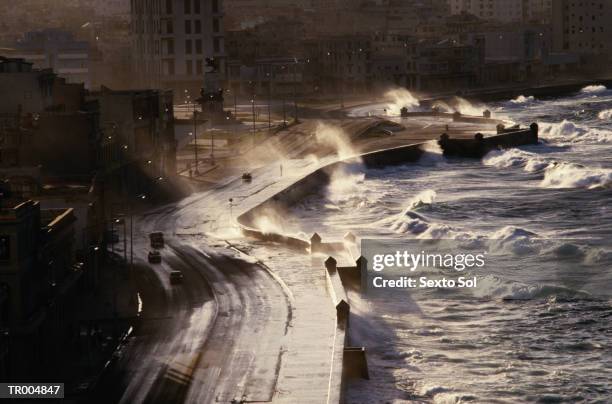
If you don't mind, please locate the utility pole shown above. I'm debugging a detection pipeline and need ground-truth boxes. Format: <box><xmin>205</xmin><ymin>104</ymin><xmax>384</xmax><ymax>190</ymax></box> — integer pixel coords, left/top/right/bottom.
<box><xmin>193</xmin><ymin>103</ymin><xmax>199</xmax><ymax>174</ymax></box>
<box><xmin>293</xmin><ymin>60</ymin><xmax>298</xmax><ymax>122</ymax></box>
<box><xmin>130</xmin><ymin>206</ymin><xmax>133</xmax><ymax>276</ymax></box>
<box><xmin>233</xmin><ymin>89</ymin><xmax>237</xmax><ymax>118</ymax></box>
<box><xmin>268</xmin><ymin>83</ymin><xmax>271</xmax><ymax>129</ymax></box>
<box><xmin>251</xmin><ymin>96</ymin><xmax>256</xmax><ymax>135</ymax></box>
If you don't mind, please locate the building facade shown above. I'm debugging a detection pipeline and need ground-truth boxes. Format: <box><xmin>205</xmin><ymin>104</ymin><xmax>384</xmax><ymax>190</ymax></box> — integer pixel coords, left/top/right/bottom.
<box><xmin>131</xmin><ymin>0</ymin><xmax>225</xmax><ymax>100</ymax></box>
<box><xmin>7</xmin><ymin>29</ymin><xmax>97</xmax><ymax>89</ymax></box>
<box><xmin>0</xmin><ymin>200</ymin><xmax>80</xmax><ymax>381</ymax></box>
<box><xmin>448</xmin><ymin>0</ymin><xmax>524</xmax><ymax>22</ymax></box>
<box><xmin>552</xmin><ymin>0</ymin><xmax>612</xmax><ymax>64</ymax></box>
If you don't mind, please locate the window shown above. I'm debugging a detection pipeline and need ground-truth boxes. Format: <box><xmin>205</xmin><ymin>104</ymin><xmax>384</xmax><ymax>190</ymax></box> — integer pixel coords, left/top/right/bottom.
<box><xmin>195</xmin><ymin>20</ymin><xmax>202</xmax><ymax>33</ymax></box>
<box><xmin>186</xmin><ymin>60</ymin><xmax>193</xmax><ymax>75</ymax></box>
<box><xmin>196</xmin><ymin>59</ymin><xmax>203</xmax><ymax>75</ymax></box>
<box><xmin>212</xmin><ymin>0</ymin><xmax>219</xmax><ymax>13</ymax></box>
<box><xmin>214</xmin><ymin>37</ymin><xmax>221</xmax><ymax>53</ymax></box>
<box><xmin>184</xmin><ymin>0</ymin><xmax>191</xmax><ymax>14</ymax></box>
<box><xmin>185</xmin><ymin>20</ymin><xmax>192</xmax><ymax>34</ymax></box>
<box><xmin>195</xmin><ymin>39</ymin><xmax>202</xmax><ymax>54</ymax></box>
<box><xmin>213</xmin><ymin>18</ymin><xmax>220</xmax><ymax>33</ymax></box>
<box><xmin>166</xmin><ymin>20</ymin><xmax>173</xmax><ymax>34</ymax></box>
<box><xmin>186</xmin><ymin>39</ymin><xmax>192</xmax><ymax>54</ymax></box>
<box><xmin>165</xmin><ymin>38</ymin><xmax>174</xmax><ymax>54</ymax></box>
<box><xmin>165</xmin><ymin>0</ymin><xmax>172</xmax><ymax>13</ymax></box>
<box><xmin>194</xmin><ymin>0</ymin><xmax>200</xmax><ymax>13</ymax></box>
<box><xmin>163</xmin><ymin>59</ymin><xmax>175</xmax><ymax>75</ymax></box>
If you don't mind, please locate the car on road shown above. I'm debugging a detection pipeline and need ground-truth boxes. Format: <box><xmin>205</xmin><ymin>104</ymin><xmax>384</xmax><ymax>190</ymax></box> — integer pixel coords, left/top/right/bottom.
<box><xmin>148</xmin><ymin>250</ymin><xmax>162</xmax><ymax>264</ymax></box>
<box><xmin>169</xmin><ymin>270</ymin><xmax>183</xmax><ymax>284</ymax></box>
<box><xmin>149</xmin><ymin>232</ymin><xmax>165</xmax><ymax>248</ymax></box>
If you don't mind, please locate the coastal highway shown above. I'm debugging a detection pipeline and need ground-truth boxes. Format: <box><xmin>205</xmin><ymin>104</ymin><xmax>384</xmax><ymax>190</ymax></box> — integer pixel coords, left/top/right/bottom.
<box><xmin>94</xmin><ymin>116</ymin><xmax>471</xmax><ymax>403</ymax></box>
<box><xmin>94</xmin><ymin>202</ymin><xmax>290</xmax><ymax>404</ymax></box>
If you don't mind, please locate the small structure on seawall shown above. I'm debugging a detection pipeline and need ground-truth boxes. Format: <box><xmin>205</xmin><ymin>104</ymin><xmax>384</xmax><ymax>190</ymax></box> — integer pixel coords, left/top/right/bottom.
<box><xmin>438</xmin><ymin>123</ymin><xmax>539</xmax><ymax>158</ymax></box>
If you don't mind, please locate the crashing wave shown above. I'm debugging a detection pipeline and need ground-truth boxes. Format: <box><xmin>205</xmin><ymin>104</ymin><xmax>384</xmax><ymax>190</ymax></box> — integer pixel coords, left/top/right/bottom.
<box><xmin>510</xmin><ymin>95</ymin><xmax>535</xmax><ymax>104</ymax></box>
<box><xmin>541</xmin><ymin>162</ymin><xmax>612</xmax><ymax>189</ymax></box>
<box><xmin>598</xmin><ymin>109</ymin><xmax>612</xmax><ymax>120</ymax></box>
<box><xmin>489</xmin><ymin>226</ymin><xmax>540</xmax><ymax>255</ymax></box>
<box><xmin>580</xmin><ymin>84</ymin><xmax>607</xmax><ymax>94</ymax></box>
<box><xmin>384</xmin><ymin>88</ymin><xmax>419</xmax><ymax>116</ymax></box>
<box><xmin>539</xmin><ymin>120</ymin><xmax>612</xmax><ymax>144</ymax></box>
<box><xmin>474</xmin><ymin>275</ymin><xmax>583</xmax><ymax>300</ymax></box>
<box><xmin>483</xmin><ymin>149</ymin><xmax>550</xmax><ymax>172</ymax></box>
<box><xmin>406</xmin><ymin>189</ymin><xmax>437</xmax><ymax>210</ymax></box>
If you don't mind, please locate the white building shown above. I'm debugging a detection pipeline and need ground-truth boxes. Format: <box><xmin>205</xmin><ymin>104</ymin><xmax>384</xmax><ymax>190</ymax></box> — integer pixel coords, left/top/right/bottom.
<box><xmin>131</xmin><ymin>0</ymin><xmax>225</xmax><ymax>100</ymax></box>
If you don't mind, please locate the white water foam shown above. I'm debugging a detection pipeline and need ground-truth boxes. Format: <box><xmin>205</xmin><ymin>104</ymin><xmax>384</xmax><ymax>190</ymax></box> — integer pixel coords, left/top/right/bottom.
<box><xmin>541</xmin><ymin>162</ymin><xmax>612</xmax><ymax>189</ymax></box>
<box><xmin>510</xmin><ymin>95</ymin><xmax>535</xmax><ymax>104</ymax></box>
<box><xmin>540</xmin><ymin>120</ymin><xmax>612</xmax><ymax>144</ymax></box>
<box><xmin>484</xmin><ymin>148</ymin><xmax>612</xmax><ymax>189</ymax></box>
<box><xmin>598</xmin><ymin>109</ymin><xmax>612</xmax><ymax>120</ymax></box>
<box><xmin>406</xmin><ymin>189</ymin><xmax>437</xmax><ymax>210</ymax></box>
<box><xmin>580</xmin><ymin>84</ymin><xmax>607</xmax><ymax>94</ymax></box>
<box><xmin>483</xmin><ymin>149</ymin><xmax>550</xmax><ymax>172</ymax></box>
<box><xmin>489</xmin><ymin>226</ymin><xmax>540</xmax><ymax>255</ymax></box>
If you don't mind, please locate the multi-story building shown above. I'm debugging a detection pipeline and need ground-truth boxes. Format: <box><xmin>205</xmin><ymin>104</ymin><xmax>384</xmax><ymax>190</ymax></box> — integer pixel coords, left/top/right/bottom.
<box><xmin>0</xmin><ymin>57</ymin><xmax>101</xmax><ymax>179</ymax></box>
<box><xmin>131</xmin><ymin>0</ymin><xmax>225</xmax><ymax>100</ymax></box>
<box><xmin>309</xmin><ymin>35</ymin><xmax>373</xmax><ymax>94</ymax></box>
<box><xmin>6</xmin><ymin>29</ymin><xmax>97</xmax><ymax>89</ymax></box>
<box><xmin>86</xmin><ymin>87</ymin><xmax>177</xmax><ymax>195</ymax></box>
<box><xmin>405</xmin><ymin>38</ymin><xmax>480</xmax><ymax>91</ymax></box>
<box><xmin>552</xmin><ymin>0</ymin><xmax>612</xmax><ymax>63</ymax></box>
<box><xmin>80</xmin><ymin>0</ymin><xmax>131</xmax><ymax>18</ymax></box>
<box><xmin>523</xmin><ymin>0</ymin><xmax>553</xmax><ymax>23</ymax></box>
<box><xmin>448</xmin><ymin>0</ymin><xmax>552</xmax><ymax>23</ymax></box>
<box><xmin>0</xmin><ymin>199</ymin><xmax>80</xmax><ymax>380</ymax></box>
<box><xmin>448</xmin><ymin>0</ymin><xmax>524</xmax><ymax>22</ymax></box>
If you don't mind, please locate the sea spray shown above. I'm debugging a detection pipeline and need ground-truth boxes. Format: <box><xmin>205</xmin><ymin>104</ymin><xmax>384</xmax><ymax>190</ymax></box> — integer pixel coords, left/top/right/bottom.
<box><xmin>314</xmin><ymin>121</ymin><xmax>359</xmax><ymax>160</ymax></box>
<box><xmin>326</xmin><ymin>163</ymin><xmax>369</xmax><ymax>206</ymax></box>
<box><xmin>384</xmin><ymin>88</ymin><xmax>420</xmax><ymax>115</ymax></box>
<box><xmin>453</xmin><ymin>97</ymin><xmax>489</xmax><ymax>116</ymax></box>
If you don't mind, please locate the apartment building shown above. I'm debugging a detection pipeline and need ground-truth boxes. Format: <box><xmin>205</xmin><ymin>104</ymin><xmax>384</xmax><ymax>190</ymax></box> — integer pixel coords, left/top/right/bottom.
<box><xmin>552</xmin><ymin>0</ymin><xmax>612</xmax><ymax>60</ymax></box>
<box><xmin>448</xmin><ymin>0</ymin><xmax>523</xmax><ymax>22</ymax></box>
<box><xmin>131</xmin><ymin>0</ymin><xmax>225</xmax><ymax>99</ymax></box>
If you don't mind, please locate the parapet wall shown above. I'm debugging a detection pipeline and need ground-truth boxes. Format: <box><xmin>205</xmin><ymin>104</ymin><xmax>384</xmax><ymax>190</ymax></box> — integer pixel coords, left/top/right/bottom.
<box><xmin>234</xmin><ymin>126</ymin><xmax>538</xmax><ymax>403</ymax></box>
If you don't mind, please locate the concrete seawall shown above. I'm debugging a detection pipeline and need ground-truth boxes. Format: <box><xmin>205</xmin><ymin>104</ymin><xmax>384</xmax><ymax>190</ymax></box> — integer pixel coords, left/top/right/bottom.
<box><xmin>234</xmin><ymin>125</ymin><xmax>540</xmax><ymax>403</ymax></box>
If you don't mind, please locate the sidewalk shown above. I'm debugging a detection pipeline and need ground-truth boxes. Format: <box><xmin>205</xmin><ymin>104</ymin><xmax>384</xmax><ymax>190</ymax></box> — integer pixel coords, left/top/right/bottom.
<box><xmin>65</xmin><ymin>255</ymin><xmax>139</xmax><ymax>398</ymax></box>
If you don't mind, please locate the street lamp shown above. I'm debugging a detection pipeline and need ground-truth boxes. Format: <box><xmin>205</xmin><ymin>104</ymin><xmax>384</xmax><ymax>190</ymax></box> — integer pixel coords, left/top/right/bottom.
<box><xmin>251</xmin><ymin>97</ymin><xmax>256</xmax><ymax>135</ymax></box>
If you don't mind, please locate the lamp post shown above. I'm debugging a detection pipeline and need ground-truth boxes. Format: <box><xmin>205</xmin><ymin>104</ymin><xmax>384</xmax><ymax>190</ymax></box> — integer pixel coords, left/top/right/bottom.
<box><xmin>292</xmin><ymin>58</ymin><xmax>299</xmax><ymax>122</ymax></box>
<box><xmin>193</xmin><ymin>102</ymin><xmax>199</xmax><ymax>175</ymax></box>
<box><xmin>251</xmin><ymin>97</ymin><xmax>256</xmax><ymax>135</ymax></box>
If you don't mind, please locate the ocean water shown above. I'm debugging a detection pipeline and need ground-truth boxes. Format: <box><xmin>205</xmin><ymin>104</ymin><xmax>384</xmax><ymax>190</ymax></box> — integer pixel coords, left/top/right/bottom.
<box><xmin>294</xmin><ymin>87</ymin><xmax>612</xmax><ymax>403</ymax></box>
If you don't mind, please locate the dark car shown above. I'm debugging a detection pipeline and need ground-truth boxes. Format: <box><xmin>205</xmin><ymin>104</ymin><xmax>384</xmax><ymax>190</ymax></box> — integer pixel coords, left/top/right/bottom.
<box><xmin>149</xmin><ymin>232</ymin><xmax>164</xmax><ymax>249</ymax></box>
<box><xmin>148</xmin><ymin>250</ymin><xmax>162</xmax><ymax>264</ymax></box>
<box><xmin>169</xmin><ymin>270</ymin><xmax>183</xmax><ymax>284</ymax></box>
